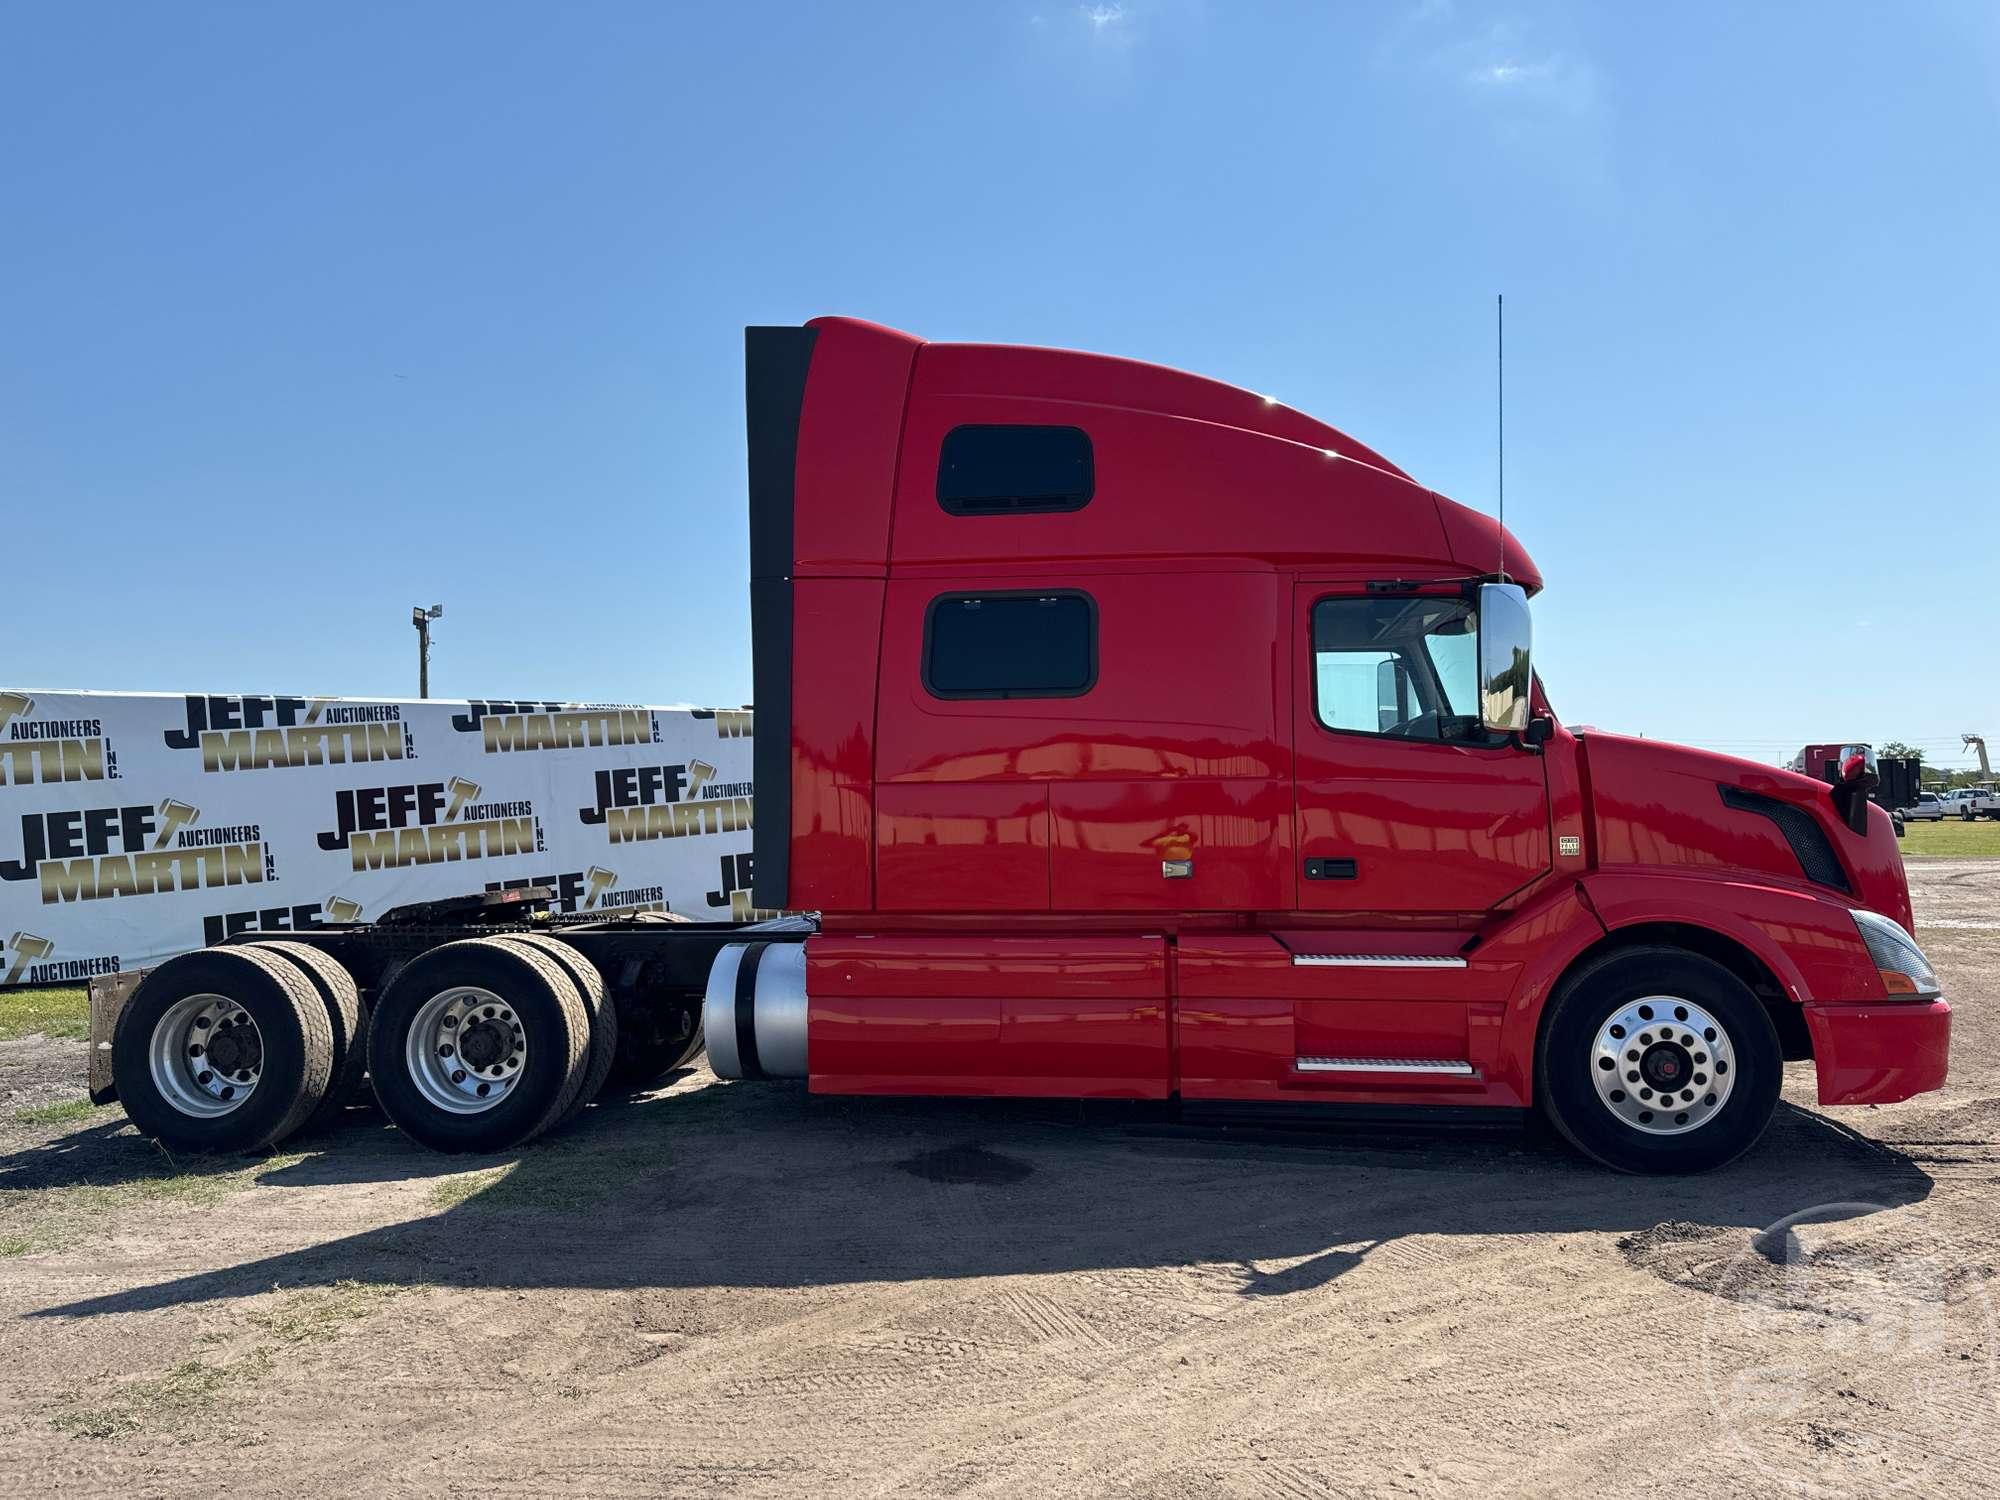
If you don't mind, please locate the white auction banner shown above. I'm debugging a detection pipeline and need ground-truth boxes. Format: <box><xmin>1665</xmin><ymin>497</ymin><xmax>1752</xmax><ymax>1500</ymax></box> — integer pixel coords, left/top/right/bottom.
<box><xmin>0</xmin><ymin>689</ymin><xmax>757</xmax><ymax>988</ymax></box>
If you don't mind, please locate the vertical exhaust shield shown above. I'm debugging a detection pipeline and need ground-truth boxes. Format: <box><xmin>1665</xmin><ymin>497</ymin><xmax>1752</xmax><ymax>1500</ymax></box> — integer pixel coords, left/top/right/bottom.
<box><xmin>744</xmin><ymin>325</ymin><xmax>819</xmax><ymax>912</ymax></box>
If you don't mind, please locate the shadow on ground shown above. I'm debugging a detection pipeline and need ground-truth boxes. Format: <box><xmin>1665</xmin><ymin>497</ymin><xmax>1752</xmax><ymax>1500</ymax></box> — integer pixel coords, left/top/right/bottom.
<box><xmin>18</xmin><ymin>1076</ymin><xmax>1932</xmax><ymax>1319</ymax></box>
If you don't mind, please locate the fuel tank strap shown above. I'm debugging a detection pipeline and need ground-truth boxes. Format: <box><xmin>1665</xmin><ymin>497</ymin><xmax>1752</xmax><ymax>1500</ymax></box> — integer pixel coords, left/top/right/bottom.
<box><xmin>734</xmin><ymin>941</ymin><xmax>770</xmax><ymax>1080</ymax></box>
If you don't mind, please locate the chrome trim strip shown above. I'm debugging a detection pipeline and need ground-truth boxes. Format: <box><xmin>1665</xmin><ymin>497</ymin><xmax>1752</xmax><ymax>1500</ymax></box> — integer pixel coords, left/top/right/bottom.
<box><xmin>1295</xmin><ymin>1056</ymin><xmax>1477</xmax><ymax>1076</ymax></box>
<box><xmin>1290</xmin><ymin>954</ymin><xmax>1468</xmax><ymax>968</ymax></box>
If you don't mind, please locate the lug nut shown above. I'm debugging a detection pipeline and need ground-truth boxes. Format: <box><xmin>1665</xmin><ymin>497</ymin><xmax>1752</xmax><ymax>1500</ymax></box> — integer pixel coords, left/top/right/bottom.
<box><xmin>451</xmin><ymin>1069</ymin><xmax>466</xmax><ymax>1084</ymax></box>
<box><xmin>197</xmin><ymin>1070</ymin><xmax>213</xmax><ymax>1085</ymax></box>
<box><xmin>439</xmin><ymin>1044</ymin><xmax>454</xmax><ymax>1057</ymax></box>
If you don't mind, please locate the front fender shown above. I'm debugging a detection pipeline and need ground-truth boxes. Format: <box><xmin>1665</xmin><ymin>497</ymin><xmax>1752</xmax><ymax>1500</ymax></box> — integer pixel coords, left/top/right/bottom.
<box><xmin>1580</xmin><ymin>870</ymin><xmax>1882</xmax><ymax>1006</ymax></box>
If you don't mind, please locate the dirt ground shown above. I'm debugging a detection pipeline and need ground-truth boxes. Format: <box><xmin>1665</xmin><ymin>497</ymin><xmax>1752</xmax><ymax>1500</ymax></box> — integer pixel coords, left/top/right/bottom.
<box><xmin>2</xmin><ymin>861</ymin><xmax>1997</xmax><ymax>1498</ymax></box>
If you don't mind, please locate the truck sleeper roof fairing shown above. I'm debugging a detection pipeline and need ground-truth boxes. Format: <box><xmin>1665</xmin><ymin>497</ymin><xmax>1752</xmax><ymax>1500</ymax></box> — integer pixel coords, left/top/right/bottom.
<box><xmin>744</xmin><ymin>316</ymin><xmax>1541</xmax><ymax>911</ymax></box>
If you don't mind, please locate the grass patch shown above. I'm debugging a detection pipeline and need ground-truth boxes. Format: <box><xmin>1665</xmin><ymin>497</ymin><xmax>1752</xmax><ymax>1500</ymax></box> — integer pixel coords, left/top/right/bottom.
<box><xmin>0</xmin><ymin>1234</ymin><xmax>30</xmax><ymax>1258</ymax></box>
<box><xmin>428</xmin><ymin>1164</ymin><xmax>515</xmax><ymax>1210</ymax></box>
<box><xmin>0</xmin><ymin>983</ymin><xmax>89</xmax><ymax>1042</ymax></box>
<box><xmin>1902</xmin><ymin>817</ymin><xmax>2000</xmax><ymax>857</ymax></box>
<box><xmin>0</xmin><ymin>1147</ymin><xmax>308</xmax><ymax>1257</ymax></box>
<box><xmin>50</xmin><ymin>1282</ymin><xmax>401</xmax><ymax>1440</ymax></box>
<box><xmin>51</xmin><ymin>1350</ymin><xmax>270</xmax><ymax>1440</ymax></box>
<box><xmin>14</xmin><ymin>1097</ymin><xmax>102</xmax><ymax>1126</ymax></box>
<box><xmin>250</xmin><ymin>1279</ymin><xmax>402</xmax><ymax>1345</ymax></box>
<box><xmin>422</xmin><ymin>1083</ymin><xmax>741</xmax><ymax>1216</ymax></box>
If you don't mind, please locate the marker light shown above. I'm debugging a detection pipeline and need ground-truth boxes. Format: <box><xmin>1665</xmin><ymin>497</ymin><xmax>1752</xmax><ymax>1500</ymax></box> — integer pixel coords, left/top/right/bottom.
<box><xmin>1850</xmin><ymin>908</ymin><xmax>1940</xmax><ymax>999</ymax></box>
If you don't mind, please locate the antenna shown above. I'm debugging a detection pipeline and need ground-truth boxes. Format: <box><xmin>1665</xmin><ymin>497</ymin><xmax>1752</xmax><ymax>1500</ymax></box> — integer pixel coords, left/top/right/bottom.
<box><xmin>1496</xmin><ymin>292</ymin><xmax>1507</xmax><ymax>584</ymax></box>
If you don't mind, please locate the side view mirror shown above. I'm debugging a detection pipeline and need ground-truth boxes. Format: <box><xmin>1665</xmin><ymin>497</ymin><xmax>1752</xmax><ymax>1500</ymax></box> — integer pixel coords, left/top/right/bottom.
<box><xmin>1477</xmin><ymin>582</ymin><xmax>1533</xmax><ymax>735</ymax></box>
<box><xmin>1830</xmin><ymin>743</ymin><xmax>1880</xmax><ymax>836</ymax></box>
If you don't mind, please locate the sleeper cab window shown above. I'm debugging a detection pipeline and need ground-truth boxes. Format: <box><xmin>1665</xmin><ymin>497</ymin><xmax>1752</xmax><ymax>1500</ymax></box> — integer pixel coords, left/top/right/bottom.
<box><xmin>924</xmin><ymin>592</ymin><xmax>1097</xmax><ymax>700</ymax></box>
<box><xmin>1311</xmin><ymin>594</ymin><xmax>1480</xmax><ymax>741</ymax></box>
<box><xmin>937</xmin><ymin>424</ymin><xmax>1093</xmax><ymax>515</ymax></box>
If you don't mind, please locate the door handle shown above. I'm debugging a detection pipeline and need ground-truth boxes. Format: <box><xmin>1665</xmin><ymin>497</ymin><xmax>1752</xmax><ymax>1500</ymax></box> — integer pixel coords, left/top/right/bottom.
<box><xmin>1303</xmin><ymin>858</ymin><xmax>1358</xmax><ymax>881</ymax></box>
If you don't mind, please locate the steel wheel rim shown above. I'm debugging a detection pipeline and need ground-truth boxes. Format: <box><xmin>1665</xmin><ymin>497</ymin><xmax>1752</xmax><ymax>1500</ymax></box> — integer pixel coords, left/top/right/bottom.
<box><xmin>405</xmin><ymin>986</ymin><xmax>525</xmax><ymax>1116</ymax></box>
<box><xmin>148</xmin><ymin>993</ymin><xmax>263</xmax><ymax>1118</ymax></box>
<box><xmin>1591</xmin><ymin>995</ymin><xmax>1736</xmax><ymax>1136</ymax></box>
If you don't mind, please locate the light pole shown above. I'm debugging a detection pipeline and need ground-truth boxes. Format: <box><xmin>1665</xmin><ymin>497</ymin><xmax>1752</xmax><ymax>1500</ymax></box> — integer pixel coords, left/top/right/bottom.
<box><xmin>412</xmin><ymin>604</ymin><xmax>443</xmax><ymax>698</ymax></box>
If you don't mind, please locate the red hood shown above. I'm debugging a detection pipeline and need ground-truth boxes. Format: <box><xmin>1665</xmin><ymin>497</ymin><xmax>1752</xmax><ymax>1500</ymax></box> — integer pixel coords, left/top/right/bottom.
<box><xmin>1579</xmin><ymin>732</ymin><xmax>1913</xmax><ymax>933</ymax></box>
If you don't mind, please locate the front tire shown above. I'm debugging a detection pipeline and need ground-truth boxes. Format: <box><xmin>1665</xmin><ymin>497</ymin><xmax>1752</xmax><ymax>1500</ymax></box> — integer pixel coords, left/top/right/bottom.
<box><xmin>367</xmin><ymin>937</ymin><xmax>589</xmax><ymax>1154</ymax></box>
<box><xmin>1537</xmin><ymin>946</ymin><xmax>1780</xmax><ymax>1174</ymax></box>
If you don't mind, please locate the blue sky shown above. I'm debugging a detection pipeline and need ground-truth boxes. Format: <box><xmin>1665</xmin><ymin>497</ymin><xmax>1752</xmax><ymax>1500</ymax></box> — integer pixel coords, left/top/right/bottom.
<box><xmin>4</xmin><ymin>2</ymin><xmax>1995</xmax><ymax>769</ymax></box>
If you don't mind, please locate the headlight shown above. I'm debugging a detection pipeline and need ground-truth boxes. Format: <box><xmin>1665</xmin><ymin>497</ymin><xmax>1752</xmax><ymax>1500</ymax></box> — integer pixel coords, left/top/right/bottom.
<box><xmin>1850</xmin><ymin>909</ymin><xmax>1940</xmax><ymax>999</ymax></box>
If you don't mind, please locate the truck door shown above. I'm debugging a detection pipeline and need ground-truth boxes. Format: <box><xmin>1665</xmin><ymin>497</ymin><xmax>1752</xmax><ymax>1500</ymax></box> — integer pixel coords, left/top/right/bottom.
<box><xmin>1291</xmin><ymin>583</ymin><xmax>1551</xmax><ymax>917</ymax></box>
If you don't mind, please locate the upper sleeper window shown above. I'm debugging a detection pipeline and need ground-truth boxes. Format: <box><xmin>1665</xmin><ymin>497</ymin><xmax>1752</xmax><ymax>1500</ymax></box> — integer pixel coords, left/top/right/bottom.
<box><xmin>936</xmin><ymin>425</ymin><xmax>1093</xmax><ymax>515</ymax></box>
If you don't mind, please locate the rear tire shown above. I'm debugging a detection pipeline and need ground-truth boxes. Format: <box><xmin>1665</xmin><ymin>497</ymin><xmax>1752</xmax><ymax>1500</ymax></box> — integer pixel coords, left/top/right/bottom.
<box><xmin>252</xmin><ymin>941</ymin><xmax>369</xmax><ymax>1136</ymax></box>
<box><xmin>367</xmin><ymin>937</ymin><xmax>589</xmax><ymax>1154</ymax></box>
<box><xmin>1536</xmin><ymin>945</ymin><xmax>1780</xmax><ymax>1174</ymax></box>
<box><xmin>494</xmin><ymin>933</ymin><xmax>618</xmax><ymax>1129</ymax></box>
<box><xmin>113</xmin><ymin>947</ymin><xmax>335</xmax><ymax>1154</ymax></box>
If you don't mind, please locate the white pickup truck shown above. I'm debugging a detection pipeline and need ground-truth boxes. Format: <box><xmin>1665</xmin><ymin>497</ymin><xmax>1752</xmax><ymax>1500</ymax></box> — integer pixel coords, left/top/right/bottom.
<box><xmin>1941</xmin><ymin>787</ymin><xmax>2000</xmax><ymax>820</ymax></box>
<box><xmin>1902</xmin><ymin>792</ymin><xmax>1947</xmax><ymax>821</ymax></box>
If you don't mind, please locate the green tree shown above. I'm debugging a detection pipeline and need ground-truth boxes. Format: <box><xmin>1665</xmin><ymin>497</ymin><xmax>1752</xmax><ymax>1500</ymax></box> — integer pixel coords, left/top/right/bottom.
<box><xmin>1879</xmin><ymin>740</ymin><xmax>1924</xmax><ymax>764</ymax></box>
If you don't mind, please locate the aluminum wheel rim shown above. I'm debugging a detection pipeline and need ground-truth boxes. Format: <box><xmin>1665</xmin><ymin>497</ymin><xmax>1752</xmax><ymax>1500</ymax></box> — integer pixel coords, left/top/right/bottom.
<box><xmin>405</xmin><ymin>986</ymin><xmax>525</xmax><ymax>1116</ymax></box>
<box><xmin>148</xmin><ymin>993</ymin><xmax>263</xmax><ymax>1118</ymax></box>
<box><xmin>1591</xmin><ymin>995</ymin><xmax>1736</xmax><ymax>1136</ymax></box>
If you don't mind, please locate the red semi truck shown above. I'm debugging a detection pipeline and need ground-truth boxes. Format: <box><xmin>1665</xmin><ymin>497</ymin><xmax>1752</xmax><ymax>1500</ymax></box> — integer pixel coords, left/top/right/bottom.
<box><xmin>95</xmin><ymin>316</ymin><xmax>1950</xmax><ymax>1173</ymax></box>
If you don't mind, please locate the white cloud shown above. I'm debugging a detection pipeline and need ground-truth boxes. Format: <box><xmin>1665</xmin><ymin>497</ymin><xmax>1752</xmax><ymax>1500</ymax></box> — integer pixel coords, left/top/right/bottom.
<box><xmin>1378</xmin><ymin>7</ymin><xmax>1605</xmax><ymax>121</ymax></box>
<box><xmin>1082</xmin><ymin>3</ymin><xmax>1128</xmax><ymax>32</ymax></box>
<box><xmin>1465</xmin><ymin>47</ymin><xmax>1600</xmax><ymax>116</ymax></box>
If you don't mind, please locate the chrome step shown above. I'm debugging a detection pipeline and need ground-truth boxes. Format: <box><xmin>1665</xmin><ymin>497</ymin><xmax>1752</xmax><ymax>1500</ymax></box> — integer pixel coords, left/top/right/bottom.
<box><xmin>1296</xmin><ymin>1056</ymin><xmax>1476</xmax><ymax>1076</ymax></box>
<box><xmin>1290</xmin><ymin>953</ymin><xmax>1467</xmax><ymax>969</ymax></box>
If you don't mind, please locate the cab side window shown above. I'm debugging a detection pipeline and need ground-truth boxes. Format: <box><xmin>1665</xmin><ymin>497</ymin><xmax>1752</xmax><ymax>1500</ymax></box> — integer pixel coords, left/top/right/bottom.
<box><xmin>1312</xmin><ymin>595</ymin><xmax>1481</xmax><ymax>741</ymax></box>
<box><xmin>925</xmin><ymin>592</ymin><xmax>1097</xmax><ymax>699</ymax></box>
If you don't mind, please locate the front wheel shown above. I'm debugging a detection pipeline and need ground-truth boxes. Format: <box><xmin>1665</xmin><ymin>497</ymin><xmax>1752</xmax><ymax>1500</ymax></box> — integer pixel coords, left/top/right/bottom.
<box><xmin>1537</xmin><ymin>946</ymin><xmax>1780</xmax><ymax>1174</ymax></box>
